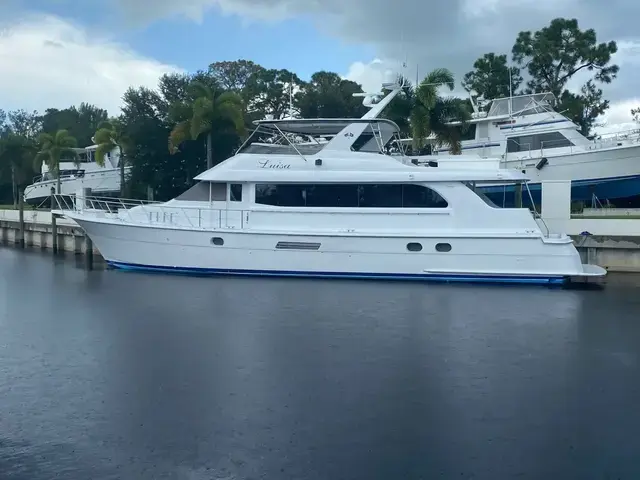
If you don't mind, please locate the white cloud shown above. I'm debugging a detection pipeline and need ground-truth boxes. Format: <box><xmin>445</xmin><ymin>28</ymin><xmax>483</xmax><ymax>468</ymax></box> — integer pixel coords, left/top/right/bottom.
<box><xmin>343</xmin><ymin>58</ymin><xmax>468</xmax><ymax>98</ymax></box>
<box><xmin>345</xmin><ymin>59</ymin><xmax>640</xmax><ymax>134</ymax></box>
<box><xmin>343</xmin><ymin>59</ymin><xmax>398</xmax><ymax>92</ymax></box>
<box><xmin>117</xmin><ymin>0</ymin><xmax>640</xmax><ymax>109</ymax></box>
<box><xmin>115</xmin><ymin>0</ymin><xmax>305</xmax><ymax>24</ymax></box>
<box><xmin>0</xmin><ymin>14</ymin><xmax>183</xmax><ymax>116</ymax></box>
<box><xmin>596</xmin><ymin>99</ymin><xmax>640</xmax><ymax>134</ymax></box>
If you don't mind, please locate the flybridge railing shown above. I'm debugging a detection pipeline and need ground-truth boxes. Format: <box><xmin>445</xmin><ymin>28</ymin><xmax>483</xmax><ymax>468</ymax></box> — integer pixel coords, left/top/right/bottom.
<box><xmin>53</xmin><ymin>194</ymin><xmax>247</xmax><ymax>230</ymax></box>
<box><xmin>590</xmin><ymin>129</ymin><xmax>640</xmax><ymax>151</ymax></box>
<box><xmin>594</xmin><ymin>128</ymin><xmax>640</xmax><ymax>143</ymax></box>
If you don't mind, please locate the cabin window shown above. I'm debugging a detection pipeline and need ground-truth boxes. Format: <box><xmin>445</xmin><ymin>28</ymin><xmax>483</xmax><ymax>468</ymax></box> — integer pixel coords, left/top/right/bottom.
<box><xmin>256</xmin><ymin>184</ymin><xmax>306</xmax><ymax>207</ymax></box>
<box><xmin>306</xmin><ymin>185</ymin><xmax>359</xmax><ymax>207</ymax></box>
<box><xmin>464</xmin><ymin>182</ymin><xmax>501</xmax><ymax>208</ymax></box>
<box><xmin>507</xmin><ymin>132</ymin><xmax>573</xmax><ymax>153</ymax></box>
<box><xmin>255</xmin><ymin>184</ymin><xmax>448</xmax><ymax>208</ymax></box>
<box><xmin>175</xmin><ymin>182</ymin><xmax>226</xmax><ymax>202</ymax></box>
<box><xmin>230</xmin><ymin>184</ymin><xmax>242</xmax><ymax>202</ymax></box>
<box><xmin>400</xmin><ymin>184</ymin><xmax>448</xmax><ymax>208</ymax></box>
<box><xmin>175</xmin><ymin>182</ymin><xmax>210</xmax><ymax>201</ymax></box>
<box><xmin>351</xmin><ymin>132</ymin><xmax>376</xmax><ymax>152</ymax></box>
<box><xmin>358</xmin><ymin>185</ymin><xmax>403</xmax><ymax>207</ymax></box>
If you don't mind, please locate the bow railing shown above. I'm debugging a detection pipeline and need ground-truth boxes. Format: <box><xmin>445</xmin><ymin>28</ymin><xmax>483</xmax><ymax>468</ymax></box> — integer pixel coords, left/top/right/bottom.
<box><xmin>52</xmin><ymin>194</ymin><xmax>246</xmax><ymax>230</ymax></box>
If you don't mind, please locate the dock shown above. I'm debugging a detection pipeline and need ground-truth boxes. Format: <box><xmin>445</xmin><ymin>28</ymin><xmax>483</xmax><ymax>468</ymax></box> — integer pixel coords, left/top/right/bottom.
<box><xmin>0</xmin><ymin>208</ymin><xmax>101</xmax><ymax>259</ymax></box>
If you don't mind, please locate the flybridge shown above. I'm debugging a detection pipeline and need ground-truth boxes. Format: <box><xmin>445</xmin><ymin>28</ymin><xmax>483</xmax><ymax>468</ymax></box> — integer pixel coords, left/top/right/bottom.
<box><xmin>235</xmin><ymin>78</ymin><xmax>408</xmax><ymax>161</ymax></box>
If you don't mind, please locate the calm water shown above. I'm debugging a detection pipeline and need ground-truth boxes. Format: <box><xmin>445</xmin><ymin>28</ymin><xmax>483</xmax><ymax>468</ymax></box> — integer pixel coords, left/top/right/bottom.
<box><xmin>1</xmin><ymin>247</ymin><xmax>640</xmax><ymax>479</ymax></box>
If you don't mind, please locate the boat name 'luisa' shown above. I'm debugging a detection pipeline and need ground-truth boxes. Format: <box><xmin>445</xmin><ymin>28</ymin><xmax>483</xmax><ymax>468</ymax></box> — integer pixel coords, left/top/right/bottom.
<box><xmin>257</xmin><ymin>159</ymin><xmax>292</xmax><ymax>169</ymax></box>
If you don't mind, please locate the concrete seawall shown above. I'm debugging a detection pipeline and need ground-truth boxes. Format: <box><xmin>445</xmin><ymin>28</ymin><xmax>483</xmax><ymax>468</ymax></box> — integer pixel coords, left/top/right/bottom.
<box><xmin>573</xmin><ymin>235</ymin><xmax>640</xmax><ymax>273</ymax></box>
<box><xmin>0</xmin><ymin>209</ymin><xmax>101</xmax><ymax>258</ymax></box>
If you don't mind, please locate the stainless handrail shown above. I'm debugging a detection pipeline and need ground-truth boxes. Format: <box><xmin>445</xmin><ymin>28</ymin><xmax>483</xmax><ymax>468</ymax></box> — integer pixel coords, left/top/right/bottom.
<box><xmin>53</xmin><ymin>194</ymin><xmax>246</xmax><ymax>230</ymax></box>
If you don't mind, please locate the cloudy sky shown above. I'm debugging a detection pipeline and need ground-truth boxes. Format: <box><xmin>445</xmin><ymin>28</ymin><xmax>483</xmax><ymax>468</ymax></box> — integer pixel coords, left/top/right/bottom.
<box><xmin>1</xmin><ymin>0</ymin><xmax>639</xmax><ymax>132</ymax></box>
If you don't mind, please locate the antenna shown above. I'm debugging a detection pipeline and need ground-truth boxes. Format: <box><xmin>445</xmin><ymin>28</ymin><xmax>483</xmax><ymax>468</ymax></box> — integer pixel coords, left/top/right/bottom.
<box><xmin>288</xmin><ymin>72</ymin><xmax>294</xmax><ymax>119</ymax></box>
<box><xmin>508</xmin><ymin>59</ymin><xmax>513</xmax><ymax>119</ymax></box>
<box><xmin>401</xmin><ymin>30</ymin><xmax>408</xmax><ymax>72</ymax></box>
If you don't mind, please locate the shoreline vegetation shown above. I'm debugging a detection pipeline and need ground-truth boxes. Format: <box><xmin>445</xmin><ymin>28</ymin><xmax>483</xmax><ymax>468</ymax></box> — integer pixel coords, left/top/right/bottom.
<box><xmin>0</xmin><ymin>18</ymin><xmax>625</xmax><ymax>207</ymax></box>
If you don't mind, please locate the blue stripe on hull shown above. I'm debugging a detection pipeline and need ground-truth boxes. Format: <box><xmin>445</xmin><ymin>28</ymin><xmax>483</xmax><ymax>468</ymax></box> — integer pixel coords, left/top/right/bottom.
<box><xmin>106</xmin><ymin>261</ymin><xmax>568</xmax><ymax>286</ymax></box>
<box><xmin>479</xmin><ymin>174</ymin><xmax>640</xmax><ymax>206</ymax></box>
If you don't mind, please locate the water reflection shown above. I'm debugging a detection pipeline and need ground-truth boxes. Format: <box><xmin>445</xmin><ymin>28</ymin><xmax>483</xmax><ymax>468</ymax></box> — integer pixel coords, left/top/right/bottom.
<box><xmin>1</xmin><ymin>247</ymin><xmax>640</xmax><ymax>479</ymax></box>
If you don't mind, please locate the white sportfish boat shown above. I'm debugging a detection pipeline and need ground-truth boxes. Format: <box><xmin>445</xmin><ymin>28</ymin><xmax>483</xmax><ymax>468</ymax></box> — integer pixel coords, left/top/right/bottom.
<box><xmin>52</xmin><ymin>80</ymin><xmax>606</xmax><ymax>285</ymax></box>
<box><xmin>415</xmin><ymin>93</ymin><xmax>640</xmax><ymax>206</ymax></box>
<box><xmin>24</xmin><ymin>144</ymin><xmax>129</xmax><ymax>205</ymax></box>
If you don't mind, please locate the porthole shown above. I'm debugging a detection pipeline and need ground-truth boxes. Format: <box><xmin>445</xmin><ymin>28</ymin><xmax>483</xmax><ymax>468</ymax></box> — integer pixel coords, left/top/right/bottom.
<box><xmin>211</xmin><ymin>237</ymin><xmax>224</xmax><ymax>246</ymax></box>
<box><xmin>435</xmin><ymin>243</ymin><xmax>451</xmax><ymax>252</ymax></box>
<box><xmin>407</xmin><ymin>242</ymin><xmax>422</xmax><ymax>252</ymax></box>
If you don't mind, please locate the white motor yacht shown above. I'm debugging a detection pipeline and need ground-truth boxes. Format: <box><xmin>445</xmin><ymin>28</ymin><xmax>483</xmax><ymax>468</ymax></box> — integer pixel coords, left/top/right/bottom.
<box><xmin>52</xmin><ymin>80</ymin><xmax>606</xmax><ymax>285</ymax></box>
<box><xmin>24</xmin><ymin>144</ymin><xmax>129</xmax><ymax>205</ymax></box>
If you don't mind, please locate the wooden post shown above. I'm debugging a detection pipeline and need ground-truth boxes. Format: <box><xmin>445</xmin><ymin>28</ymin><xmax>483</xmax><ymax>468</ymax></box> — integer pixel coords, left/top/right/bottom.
<box><xmin>514</xmin><ymin>182</ymin><xmax>523</xmax><ymax>208</ymax></box>
<box><xmin>50</xmin><ymin>187</ymin><xmax>57</xmax><ymax>254</ymax></box>
<box><xmin>18</xmin><ymin>189</ymin><xmax>25</xmax><ymax>248</ymax></box>
<box><xmin>85</xmin><ymin>235</ymin><xmax>94</xmax><ymax>270</ymax></box>
<box><xmin>84</xmin><ymin>187</ymin><xmax>93</xmax><ymax>270</ymax></box>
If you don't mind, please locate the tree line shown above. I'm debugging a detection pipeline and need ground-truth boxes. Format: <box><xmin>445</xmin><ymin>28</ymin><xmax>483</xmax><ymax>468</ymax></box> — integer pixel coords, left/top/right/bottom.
<box><xmin>0</xmin><ymin>17</ymin><xmax>621</xmax><ymax>205</ymax></box>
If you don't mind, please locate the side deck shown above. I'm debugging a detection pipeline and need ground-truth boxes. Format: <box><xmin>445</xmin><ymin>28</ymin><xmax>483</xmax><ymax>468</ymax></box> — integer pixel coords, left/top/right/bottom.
<box><xmin>52</xmin><ymin>193</ymin><xmax>551</xmax><ymax>239</ymax></box>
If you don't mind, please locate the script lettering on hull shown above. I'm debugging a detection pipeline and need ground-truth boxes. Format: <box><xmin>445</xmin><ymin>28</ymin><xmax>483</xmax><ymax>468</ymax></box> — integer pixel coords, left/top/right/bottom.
<box><xmin>257</xmin><ymin>159</ymin><xmax>291</xmax><ymax>169</ymax></box>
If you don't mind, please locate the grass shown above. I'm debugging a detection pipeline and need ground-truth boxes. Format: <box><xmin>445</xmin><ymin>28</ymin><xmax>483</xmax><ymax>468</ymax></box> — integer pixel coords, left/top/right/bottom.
<box><xmin>0</xmin><ymin>204</ymin><xmax>36</xmax><ymax>210</ymax></box>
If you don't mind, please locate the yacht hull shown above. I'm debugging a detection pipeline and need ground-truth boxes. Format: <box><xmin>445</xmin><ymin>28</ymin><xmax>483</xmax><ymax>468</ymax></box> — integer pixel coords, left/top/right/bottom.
<box><xmin>66</xmin><ymin>215</ymin><xmax>605</xmax><ymax>286</ymax></box>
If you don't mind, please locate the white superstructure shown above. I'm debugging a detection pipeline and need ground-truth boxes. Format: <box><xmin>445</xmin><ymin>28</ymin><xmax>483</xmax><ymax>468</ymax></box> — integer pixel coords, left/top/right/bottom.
<box><xmin>24</xmin><ymin>144</ymin><xmax>130</xmax><ymax>204</ymax></box>
<box><xmin>52</xmin><ymin>80</ymin><xmax>606</xmax><ymax>285</ymax></box>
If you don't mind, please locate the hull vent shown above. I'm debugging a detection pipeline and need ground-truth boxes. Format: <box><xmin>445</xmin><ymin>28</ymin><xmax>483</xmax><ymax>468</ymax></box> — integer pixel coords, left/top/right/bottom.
<box><xmin>275</xmin><ymin>241</ymin><xmax>321</xmax><ymax>251</ymax></box>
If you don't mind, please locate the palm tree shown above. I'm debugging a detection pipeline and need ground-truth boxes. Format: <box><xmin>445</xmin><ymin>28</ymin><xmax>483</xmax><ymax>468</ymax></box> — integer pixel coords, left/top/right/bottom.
<box><xmin>94</xmin><ymin>119</ymin><xmax>130</xmax><ymax>196</ymax></box>
<box><xmin>168</xmin><ymin>80</ymin><xmax>245</xmax><ymax>169</ymax></box>
<box><xmin>35</xmin><ymin>129</ymin><xmax>78</xmax><ymax>194</ymax></box>
<box><xmin>0</xmin><ymin>134</ymin><xmax>37</xmax><ymax>206</ymax></box>
<box><xmin>410</xmin><ymin>68</ymin><xmax>471</xmax><ymax>154</ymax></box>
<box><xmin>382</xmin><ymin>75</ymin><xmax>416</xmax><ymax>137</ymax></box>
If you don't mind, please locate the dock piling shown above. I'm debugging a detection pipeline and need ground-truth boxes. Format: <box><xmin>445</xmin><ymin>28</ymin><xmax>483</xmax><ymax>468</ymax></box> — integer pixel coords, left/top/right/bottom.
<box><xmin>18</xmin><ymin>190</ymin><xmax>25</xmax><ymax>248</ymax></box>
<box><xmin>514</xmin><ymin>182</ymin><xmax>523</xmax><ymax>208</ymax></box>
<box><xmin>83</xmin><ymin>188</ymin><xmax>93</xmax><ymax>270</ymax></box>
<box><xmin>50</xmin><ymin>187</ymin><xmax>58</xmax><ymax>254</ymax></box>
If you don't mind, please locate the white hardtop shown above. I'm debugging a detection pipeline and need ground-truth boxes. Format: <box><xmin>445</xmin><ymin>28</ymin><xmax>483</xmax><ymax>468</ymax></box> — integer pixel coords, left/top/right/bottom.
<box><xmin>444</xmin><ymin>92</ymin><xmax>577</xmax><ymax>128</ymax></box>
<box><xmin>194</xmin><ymin>150</ymin><xmax>527</xmax><ymax>183</ymax></box>
<box><xmin>479</xmin><ymin>92</ymin><xmax>557</xmax><ymax>121</ymax></box>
